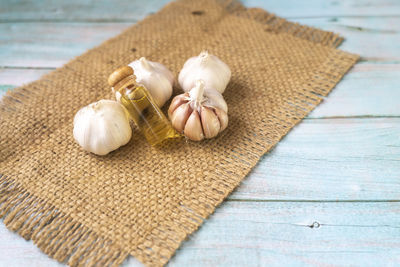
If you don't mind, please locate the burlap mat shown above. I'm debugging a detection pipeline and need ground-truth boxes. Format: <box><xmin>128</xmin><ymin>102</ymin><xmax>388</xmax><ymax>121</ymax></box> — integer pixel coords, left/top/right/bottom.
<box><xmin>0</xmin><ymin>0</ymin><xmax>358</xmax><ymax>266</ymax></box>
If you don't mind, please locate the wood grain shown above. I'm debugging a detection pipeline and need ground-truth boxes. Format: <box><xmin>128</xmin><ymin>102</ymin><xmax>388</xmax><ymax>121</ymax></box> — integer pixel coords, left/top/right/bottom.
<box><xmin>230</xmin><ymin>118</ymin><xmax>400</xmax><ymax>201</ymax></box>
<box><xmin>1</xmin><ymin>0</ymin><xmax>399</xmax><ymax>22</ymax></box>
<box><xmin>170</xmin><ymin>201</ymin><xmax>400</xmax><ymax>267</ymax></box>
<box><xmin>1</xmin><ymin>17</ymin><xmax>399</xmax><ymax>68</ymax></box>
<box><xmin>0</xmin><ymin>69</ymin><xmax>50</xmax><ymax>86</ymax></box>
<box><xmin>296</xmin><ymin>17</ymin><xmax>400</xmax><ymax>62</ymax></box>
<box><xmin>0</xmin><ymin>0</ymin><xmax>171</xmax><ymax>22</ymax></box>
<box><xmin>309</xmin><ymin>64</ymin><xmax>400</xmax><ymax>118</ymax></box>
<box><xmin>1</xmin><ymin>202</ymin><xmax>400</xmax><ymax>266</ymax></box>
<box><xmin>0</xmin><ymin>23</ymin><xmax>130</xmax><ymax>68</ymax></box>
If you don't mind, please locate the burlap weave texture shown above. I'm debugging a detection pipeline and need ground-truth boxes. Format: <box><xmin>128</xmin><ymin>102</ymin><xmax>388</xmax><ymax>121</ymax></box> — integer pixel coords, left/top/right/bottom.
<box><xmin>0</xmin><ymin>0</ymin><xmax>358</xmax><ymax>266</ymax></box>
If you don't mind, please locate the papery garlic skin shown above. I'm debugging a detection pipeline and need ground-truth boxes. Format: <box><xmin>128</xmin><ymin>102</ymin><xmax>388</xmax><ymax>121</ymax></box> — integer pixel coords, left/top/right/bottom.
<box><xmin>178</xmin><ymin>51</ymin><xmax>231</xmax><ymax>94</ymax></box>
<box><xmin>128</xmin><ymin>57</ymin><xmax>174</xmax><ymax>107</ymax></box>
<box><xmin>73</xmin><ymin>99</ymin><xmax>132</xmax><ymax>155</ymax></box>
<box><xmin>168</xmin><ymin>80</ymin><xmax>228</xmax><ymax>141</ymax></box>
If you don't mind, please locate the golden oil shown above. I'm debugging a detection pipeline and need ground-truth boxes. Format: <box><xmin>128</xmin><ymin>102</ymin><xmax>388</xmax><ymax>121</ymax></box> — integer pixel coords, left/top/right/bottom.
<box><xmin>108</xmin><ymin>66</ymin><xmax>180</xmax><ymax>146</ymax></box>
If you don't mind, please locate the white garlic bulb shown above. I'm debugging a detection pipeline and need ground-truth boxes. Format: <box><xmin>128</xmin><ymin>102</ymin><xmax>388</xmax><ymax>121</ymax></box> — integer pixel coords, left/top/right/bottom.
<box><xmin>178</xmin><ymin>51</ymin><xmax>231</xmax><ymax>94</ymax></box>
<box><xmin>168</xmin><ymin>80</ymin><xmax>228</xmax><ymax>141</ymax></box>
<box><xmin>73</xmin><ymin>99</ymin><xmax>132</xmax><ymax>155</ymax></box>
<box><xmin>127</xmin><ymin>57</ymin><xmax>174</xmax><ymax>107</ymax></box>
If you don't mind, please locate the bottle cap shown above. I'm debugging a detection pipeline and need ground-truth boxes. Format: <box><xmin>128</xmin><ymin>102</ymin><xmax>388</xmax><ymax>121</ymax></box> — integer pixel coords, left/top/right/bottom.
<box><xmin>108</xmin><ymin>66</ymin><xmax>136</xmax><ymax>87</ymax></box>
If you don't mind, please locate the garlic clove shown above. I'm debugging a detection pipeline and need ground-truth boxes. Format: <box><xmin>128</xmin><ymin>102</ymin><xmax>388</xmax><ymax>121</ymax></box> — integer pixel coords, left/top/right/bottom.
<box><xmin>200</xmin><ymin>106</ymin><xmax>220</xmax><ymax>139</ymax></box>
<box><xmin>168</xmin><ymin>93</ymin><xmax>189</xmax><ymax>118</ymax></box>
<box><xmin>214</xmin><ymin>107</ymin><xmax>228</xmax><ymax>132</ymax></box>
<box><xmin>203</xmin><ymin>88</ymin><xmax>228</xmax><ymax>113</ymax></box>
<box><xmin>184</xmin><ymin>110</ymin><xmax>204</xmax><ymax>141</ymax></box>
<box><xmin>170</xmin><ymin>102</ymin><xmax>192</xmax><ymax>133</ymax></box>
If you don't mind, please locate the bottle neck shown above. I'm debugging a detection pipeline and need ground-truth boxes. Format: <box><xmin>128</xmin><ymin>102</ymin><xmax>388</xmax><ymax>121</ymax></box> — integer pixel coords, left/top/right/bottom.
<box><xmin>113</xmin><ymin>75</ymin><xmax>138</xmax><ymax>92</ymax></box>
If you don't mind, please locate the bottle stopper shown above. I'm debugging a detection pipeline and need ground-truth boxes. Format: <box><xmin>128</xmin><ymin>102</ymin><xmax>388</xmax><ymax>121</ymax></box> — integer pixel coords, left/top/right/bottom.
<box><xmin>108</xmin><ymin>66</ymin><xmax>136</xmax><ymax>87</ymax></box>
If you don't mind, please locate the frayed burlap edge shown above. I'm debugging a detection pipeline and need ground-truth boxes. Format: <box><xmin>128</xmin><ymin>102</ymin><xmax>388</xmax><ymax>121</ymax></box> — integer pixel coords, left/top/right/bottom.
<box><xmin>0</xmin><ymin>0</ymin><xmax>359</xmax><ymax>266</ymax></box>
<box><xmin>0</xmin><ymin>174</ymin><xmax>129</xmax><ymax>267</ymax></box>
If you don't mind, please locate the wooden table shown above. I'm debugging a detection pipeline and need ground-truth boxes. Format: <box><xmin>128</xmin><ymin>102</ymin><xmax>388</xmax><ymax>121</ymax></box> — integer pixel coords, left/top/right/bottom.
<box><xmin>1</xmin><ymin>0</ymin><xmax>399</xmax><ymax>266</ymax></box>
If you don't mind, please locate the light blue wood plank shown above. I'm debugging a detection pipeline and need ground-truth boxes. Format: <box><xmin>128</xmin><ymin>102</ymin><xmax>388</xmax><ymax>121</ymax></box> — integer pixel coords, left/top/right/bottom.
<box><xmin>0</xmin><ymin>0</ymin><xmax>172</xmax><ymax>22</ymax></box>
<box><xmin>1</xmin><ymin>201</ymin><xmax>400</xmax><ymax>266</ymax></box>
<box><xmin>0</xmin><ymin>22</ymin><xmax>130</xmax><ymax>68</ymax></box>
<box><xmin>1</xmin><ymin>63</ymin><xmax>400</xmax><ymax>118</ymax></box>
<box><xmin>243</xmin><ymin>0</ymin><xmax>400</xmax><ymax>18</ymax></box>
<box><xmin>296</xmin><ymin>16</ymin><xmax>400</xmax><ymax>62</ymax></box>
<box><xmin>309</xmin><ymin>64</ymin><xmax>400</xmax><ymax>118</ymax></box>
<box><xmin>0</xmin><ymin>17</ymin><xmax>398</xmax><ymax>68</ymax></box>
<box><xmin>229</xmin><ymin>118</ymin><xmax>400</xmax><ymax>201</ymax></box>
<box><xmin>168</xmin><ymin>201</ymin><xmax>400</xmax><ymax>267</ymax></box>
<box><xmin>0</xmin><ymin>69</ymin><xmax>51</xmax><ymax>86</ymax></box>
<box><xmin>1</xmin><ymin>0</ymin><xmax>399</xmax><ymax>21</ymax></box>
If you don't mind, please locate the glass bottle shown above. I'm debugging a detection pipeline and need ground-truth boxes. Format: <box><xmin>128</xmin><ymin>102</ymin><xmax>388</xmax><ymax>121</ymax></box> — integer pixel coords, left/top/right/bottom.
<box><xmin>108</xmin><ymin>66</ymin><xmax>179</xmax><ymax>146</ymax></box>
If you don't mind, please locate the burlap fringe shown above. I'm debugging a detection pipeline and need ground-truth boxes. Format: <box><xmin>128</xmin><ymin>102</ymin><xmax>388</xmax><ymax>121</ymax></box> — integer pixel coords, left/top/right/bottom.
<box><xmin>0</xmin><ymin>174</ymin><xmax>128</xmax><ymax>267</ymax></box>
<box><xmin>219</xmin><ymin>0</ymin><xmax>343</xmax><ymax>48</ymax></box>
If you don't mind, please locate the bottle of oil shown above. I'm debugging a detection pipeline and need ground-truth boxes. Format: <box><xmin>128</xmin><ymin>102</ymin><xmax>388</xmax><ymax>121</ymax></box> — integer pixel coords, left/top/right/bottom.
<box><xmin>108</xmin><ymin>66</ymin><xmax>180</xmax><ymax>146</ymax></box>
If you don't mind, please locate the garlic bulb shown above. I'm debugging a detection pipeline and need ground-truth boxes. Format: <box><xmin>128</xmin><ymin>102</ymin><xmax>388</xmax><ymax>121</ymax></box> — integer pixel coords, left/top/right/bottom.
<box><xmin>178</xmin><ymin>51</ymin><xmax>231</xmax><ymax>94</ymax></box>
<box><xmin>73</xmin><ymin>99</ymin><xmax>132</xmax><ymax>155</ymax></box>
<box><xmin>127</xmin><ymin>57</ymin><xmax>174</xmax><ymax>107</ymax></box>
<box><xmin>168</xmin><ymin>80</ymin><xmax>228</xmax><ymax>141</ymax></box>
